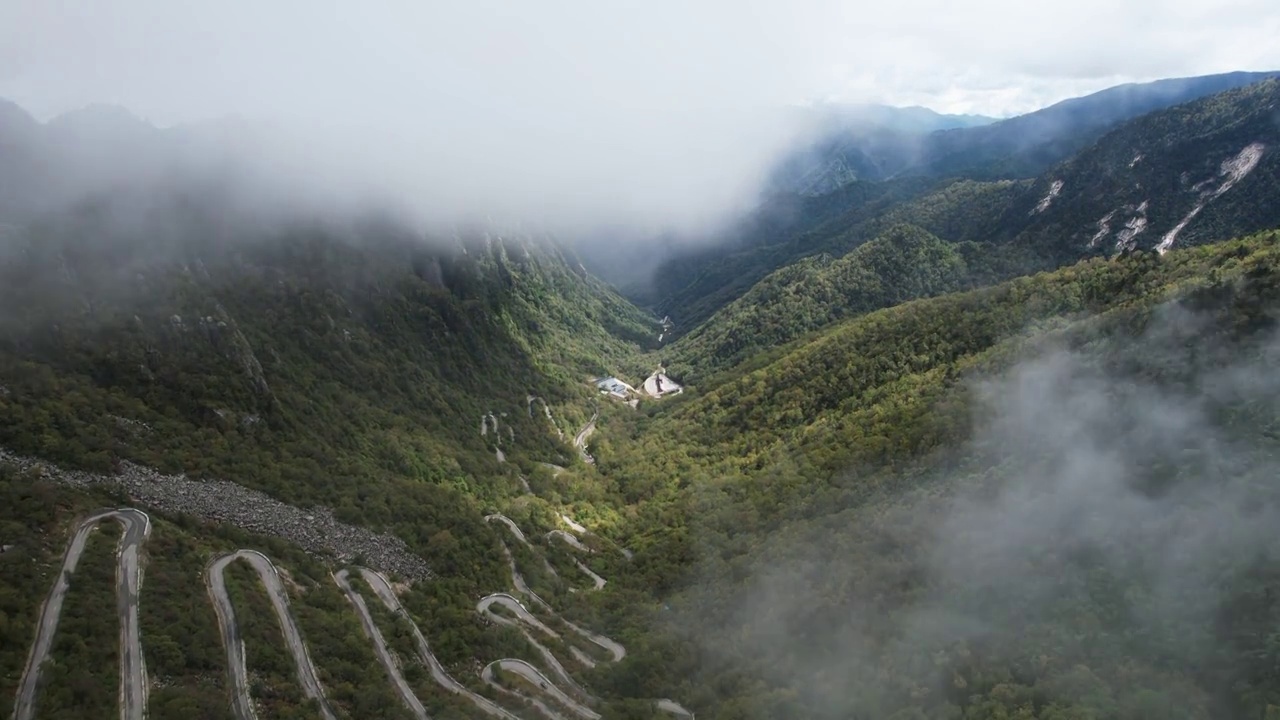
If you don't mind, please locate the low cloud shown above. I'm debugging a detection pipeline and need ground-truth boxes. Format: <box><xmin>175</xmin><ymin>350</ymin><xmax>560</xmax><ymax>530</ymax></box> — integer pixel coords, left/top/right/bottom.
<box><xmin>2</xmin><ymin>2</ymin><xmax>1278</xmax><ymax>236</ymax></box>
<box><xmin>0</xmin><ymin>1</ymin><xmax>853</xmax><ymax>236</ymax></box>
<box><xmin>683</xmin><ymin>301</ymin><xmax>1280</xmax><ymax>717</ymax></box>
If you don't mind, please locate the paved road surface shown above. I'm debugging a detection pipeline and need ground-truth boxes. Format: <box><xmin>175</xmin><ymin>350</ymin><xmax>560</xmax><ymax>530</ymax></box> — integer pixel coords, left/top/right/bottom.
<box><xmin>482</xmin><ymin>659</ymin><xmax>600</xmax><ymax>720</ymax></box>
<box><xmin>656</xmin><ymin>698</ymin><xmax>696</xmax><ymax>717</ymax></box>
<box><xmin>573</xmin><ymin>412</ymin><xmax>598</xmax><ymax>464</ymax></box>
<box><xmin>527</xmin><ymin>396</ymin><xmax>564</xmax><ymax>439</ymax></box>
<box><xmin>206</xmin><ymin>550</ymin><xmax>337</xmax><ymax>720</ymax></box>
<box><xmin>556</xmin><ymin>512</ymin><xmax>637</xmax><ymax>564</ymax></box>
<box><xmin>572</xmin><ymin>560</ymin><xmax>606</xmax><ymax>590</ymax></box>
<box><xmin>10</xmin><ymin>461</ymin><xmax>681</xmax><ymax>719</ymax></box>
<box><xmin>12</xmin><ymin>508</ymin><xmax>151</xmax><ymax>720</ymax></box>
<box><xmin>355</xmin><ymin>568</ymin><xmax>522</xmax><ymax>720</ymax></box>
<box><xmin>334</xmin><ymin>569</ymin><xmax>428</xmax><ymax>719</ymax></box>
<box><xmin>490</xmin><ymin>514</ymin><xmax>561</xmax><ymax>580</ymax></box>
<box><xmin>558</xmin><ymin>514</ymin><xmax>586</xmax><ymax>534</ymax></box>
<box><xmin>546</xmin><ymin>530</ymin><xmax>592</xmax><ymax>553</ymax></box>
<box><xmin>642</xmin><ymin>371</ymin><xmax>683</xmax><ymax>398</ymax></box>
<box><xmin>487</xmin><ymin>514</ymin><xmax>532</xmax><ymax>546</ymax></box>
<box><xmin>478</xmin><ymin>593</ymin><xmax>560</xmax><ymax>638</ymax></box>
<box><xmin>478</xmin><ymin>593</ymin><xmax>591</xmax><ymax>700</ymax></box>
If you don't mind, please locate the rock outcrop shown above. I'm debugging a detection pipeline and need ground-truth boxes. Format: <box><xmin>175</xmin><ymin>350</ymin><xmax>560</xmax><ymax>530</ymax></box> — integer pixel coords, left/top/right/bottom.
<box><xmin>0</xmin><ymin>449</ymin><xmax>433</xmax><ymax>580</ymax></box>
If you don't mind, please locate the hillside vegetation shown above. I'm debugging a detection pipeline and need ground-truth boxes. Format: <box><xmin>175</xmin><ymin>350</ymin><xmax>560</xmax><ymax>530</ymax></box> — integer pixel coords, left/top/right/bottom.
<box><xmin>668</xmin><ymin>224</ymin><xmax>970</xmax><ymax>381</ymax></box>
<box><xmin>646</xmin><ymin>78</ymin><xmax>1280</xmax><ymax>337</ymax></box>
<box><xmin>5</xmin><ymin>75</ymin><xmax>1280</xmax><ymax>720</ymax></box>
<box><xmin>591</xmin><ymin>231</ymin><xmax>1280</xmax><ymax>719</ymax></box>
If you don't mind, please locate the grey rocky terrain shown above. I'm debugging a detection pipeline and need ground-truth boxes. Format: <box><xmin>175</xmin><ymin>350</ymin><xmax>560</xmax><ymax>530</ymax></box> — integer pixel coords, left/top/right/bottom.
<box><xmin>0</xmin><ymin>448</ymin><xmax>433</xmax><ymax>580</ymax></box>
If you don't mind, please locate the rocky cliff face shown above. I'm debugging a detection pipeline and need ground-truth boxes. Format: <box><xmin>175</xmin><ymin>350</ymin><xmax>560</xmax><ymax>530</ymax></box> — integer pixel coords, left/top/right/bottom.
<box><xmin>1008</xmin><ymin>80</ymin><xmax>1280</xmax><ymax>259</ymax></box>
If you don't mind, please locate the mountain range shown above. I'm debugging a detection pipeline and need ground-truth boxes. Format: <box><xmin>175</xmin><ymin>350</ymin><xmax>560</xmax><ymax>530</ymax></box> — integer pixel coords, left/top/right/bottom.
<box><xmin>3</xmin><ymin>70</ymin><xmax>1280</xmax><ymax>720</ymax></box>
<box><xmin>637</xmin><ymin>75</ymin><xmax>1280</xmax><ymax>336</ymax></box>
<box><xmin>767</xmin><ymin>70</ymin><xmax>1280</xmax><ymax>196</ymax></box>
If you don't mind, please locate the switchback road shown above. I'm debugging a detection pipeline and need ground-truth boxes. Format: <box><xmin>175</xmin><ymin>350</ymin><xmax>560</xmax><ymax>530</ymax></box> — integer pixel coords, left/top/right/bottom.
<box><xmin>12</xmin><ymin>508</ymin><xmax>151</xmax><ymax>720</ymax></box>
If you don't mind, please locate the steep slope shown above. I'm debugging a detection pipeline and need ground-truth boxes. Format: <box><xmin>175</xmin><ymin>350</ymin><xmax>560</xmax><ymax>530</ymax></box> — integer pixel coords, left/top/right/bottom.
<box><xmin>649</xmin><ymin>176</ymin><xmax>1032</xmax><ymax>338</ymax></box>
<box><xmin>1006</xmin><ymin>78</ymin><xmax>1280</xmax><ymax>261</ymax></box>
<box><xmin>592</xmin><ymin>231</ymin><xmax>1280</xmax><ymax>719</ymax></box>
<box><xmin>0</xmin><ymin>184</ymin><xmax>689</xmax><ymax>717</ymax></box>
<box><xmin>767</xmin><ymin>104</ymin><xmax>996</xmax><ymax>196</ymax></box>
<box><xmin>759</xmin><ymin>71</ymin><xmax>1279</xmax><ymax>200</ymax></box>
<box><xmin>651</xmin><ymin>78</ymin><xmax>1280</xmax><ymax>343</ymax></box>
<box><xmin>914</xmin><ymin>70</ymin><xmax>1280</xmax><ymax>179</ymax></box>
<box><xmin>666</xmin><ymin>225</ymin><xmax>970</xmax><ymax>382</ymax></box>
<box><xmin>0</xmin><ymin>196</ymin><xmax>656</xmax><ymax>575</ymax></box>
<box><xmin>640</xmin><ymin>177</ymin><xmax>944</xmax><ymax>323</ymax></box>
<box><xmin>0</xmin><ymin>100</ymin><xmax>49</xmax><ymax>220</ymax></box>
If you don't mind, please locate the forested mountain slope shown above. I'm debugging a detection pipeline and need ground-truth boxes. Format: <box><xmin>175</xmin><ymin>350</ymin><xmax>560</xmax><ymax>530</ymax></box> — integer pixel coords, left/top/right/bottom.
<box><xmin>767</xmin><ymin>70</ymin><xmax>1280</xmax><ymax>197</ymax></box>
<box><xmin>1011</xmin><ymin>78</ymin><xmax>1280</xmax><ymax>260</ymax></box>
<box><xmin>653</xmin><ymin>78</ymin><xmax>1280</xmax><ymax>345</ymax></box>
<box><xmin>641</xmin><ymin>72</ymin><xmax>1279</xmax><ymax>329</ymax></box>
<box><xmin>0</xmin><ymin>94</ymin><xmax>715</xmax><ymax>719</ymax></box>
<box><xmin>0</xmin><ymin>189</ymin><xmax>692</xmax><ymax>718</ymax></box>
<box><xmin>591</xmin><ymin>231</ymin><xmax>1280</xmax><ymax>719</ymax></box>
<box><xmin>911</xmin><ymin>70</ymin><xmax>1280</xmax><ymax>180</ymax></box>
<box><xmin>0</xmin><ymin>195</ymin><xmax>659</xmax><ymax>568</ymax></box>
<box><xmin>620</xmin><ymin>177</ymin><xmax>939</xmax><ymax>311</ymax></box>
<box><xmin>666</xmin><ymin>224</ymin><xmax>971</xmax><ymax>382</ymax></box>
<box><xmin>5</xmin><ymin>79</ymin><xmax>1280</xmax><ymax>720</ymax></box>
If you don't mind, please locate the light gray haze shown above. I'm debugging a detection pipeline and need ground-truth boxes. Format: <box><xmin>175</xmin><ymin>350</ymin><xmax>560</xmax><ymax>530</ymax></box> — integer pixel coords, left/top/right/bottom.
<box><xmin>3</xmin><ymin>1</ymin><xmax>1280</xmax><ymax>233</ymax></box>
<box><xmin>676</xmin><ymin>301</ymin><xmax>1280</xmax><ymax>717</ymax></box>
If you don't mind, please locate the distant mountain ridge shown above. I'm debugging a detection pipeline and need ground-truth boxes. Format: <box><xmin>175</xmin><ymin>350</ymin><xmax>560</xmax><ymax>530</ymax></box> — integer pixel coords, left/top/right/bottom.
<box><xmin>912</xmin><ymin>70</ymin><xmax>1280</xmax><ymax>180</ymax></box>
<box><xmin>0</xmin><ymin>101</ymin><xmax>324</xmax><ymax>226</ymax></box>
<box><xmin>767</xmin><ymin>103</ymin><xmax>998</xmax><ymax>196</ymax></box>
<box><xmin>646</xmin><ymin>75</ymin><xmax>1280</xmax><ymax>342</ymax></box>
<box><xmin>767</xmin><ymin>70</ymin><xmax>1280</xmax><ymax>197</ymax></box>
<box><xmin>1006</xmin><ymin>78</ymin><xmax>1280</xmax><ymax>259</ymax></box>
<box><xmin>6</xmin><ymin>63</ymin><xmax>1280</xmax><ymax>720</ymax></box>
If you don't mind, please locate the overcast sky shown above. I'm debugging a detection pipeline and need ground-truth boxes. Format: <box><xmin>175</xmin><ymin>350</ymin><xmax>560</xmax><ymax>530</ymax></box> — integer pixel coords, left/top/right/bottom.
<box><xmin>3</xmin><ymin>1</ymin><xmax>1279</xmax><ymax>231</ymax></box>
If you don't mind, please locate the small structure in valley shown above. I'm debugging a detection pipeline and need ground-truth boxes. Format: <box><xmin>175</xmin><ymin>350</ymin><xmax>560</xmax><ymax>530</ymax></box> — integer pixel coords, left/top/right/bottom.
<box><xmin>595</xmin><ymin>377</ymin><xmax>637</xmax><ymax>400</ymax></box>
<box><xmin>643</xmin><ymin>369</ymin><xmax>682</xmax><ymax>398</ymax></box>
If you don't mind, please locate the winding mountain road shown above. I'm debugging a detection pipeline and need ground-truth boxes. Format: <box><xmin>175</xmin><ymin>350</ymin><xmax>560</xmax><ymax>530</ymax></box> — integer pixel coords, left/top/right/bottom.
<box><xmin>490</xmin><ymin>514</ymin><xmax>562</xmax><ymax>581</ymax></box>
<box><xmin>546</xmin><ymin>530</ymin><xmax>592</xmax><ymax>554</ymax></box>
<box><xmin>334</xmin><ymin>569</ymin><xmax>428</xmax><ymax>719</ymax></box>
<box><xmin>351</xmin><ymin>567</ymin><xmax>522</xmax><ymax>720</ymax></box>
<box><xmin>205</xmin><ymin>550</ymin><xmax>337</xmax><ymax>720</ymax></box>
<box><xmin>478</xmin><ymin>593</ymin><xmax>562</xmax><ymax>640</ymax></box>
<box><xmin>558</xmin><ymin>515</ymin><xmax>586</xmax><ymax>534</ymax></box>
<box><xmin>488</xmin><ymin>514</ymin><xmax>532</xmax><ymax>545</ymax></box>
<box><xmin>571</xmin><ymin>560</ymin><xmax>606</xmax><ymax>590</ymax></box>
<box><xmin>12</xmin><ymin>392</ymin><xmax>689</xmax><ymax>719</ymax></box>
<box><xmin>12</xmin><ymin>508</ymin><xmax>151</xmax><ymax>720</ymax></box>
<box><xmin>573</xmin><ymin>412</ymin><xmax>598</xmax><ymax>464</ymax></box>
<box><xmin>656</xmin><ymin>698</ymin><xmax>696</xmax><ymax>718</ymax></box>
<box><xmin>480</xmin><ymin>530</ymin><xmax>654</xmax><ymax>718</ymax></box>
<box><xmin>527</xmin><ymin>396</ymin><xmax>564</xmax><ymax>440</ymax></box>
<box><xmin>482</xmin><ymin>659</ymin><xmax>600</xmax><ymax>720</ymax></box>
<box><xmin>559</xmin><ymin>511</ymin><xmax>636</xmax><ymax>563</ymax></box>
